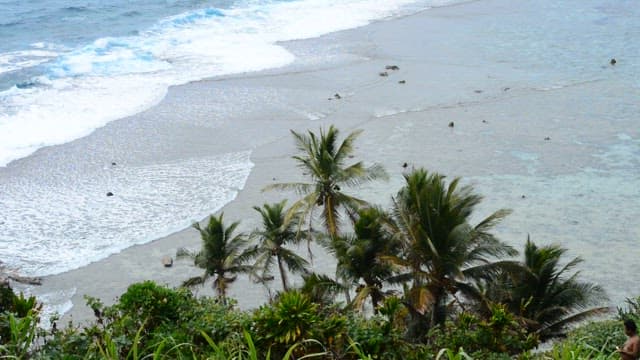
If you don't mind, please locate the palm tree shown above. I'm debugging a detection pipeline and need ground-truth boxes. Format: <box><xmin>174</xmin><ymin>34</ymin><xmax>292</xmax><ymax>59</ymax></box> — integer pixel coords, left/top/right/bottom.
<box><xmin>328</xmin><ymin>207</ymin><xmax>399</xmax><ymax>313</ymax></box>
<box><xmin>178</xmin><ymin>213</ymin><xmax>256</xmax><ymax>304</ymax></box>
<box><xmin>265</xmin><ymin>125</ymin><xmax>388</xmax><ymax>239</ymax></box>
<box><xmin>252</xmin><ymin>201</ymin><xmax>309</xmax><ymax>291</ymax></box>
<box><xmin>489</xmin><ymin>237</ymin><xmax>608</xmax><ymax>339</ymax></box>
<box><xmin>299</xmin><ymin>272</ymin><xmax>347</xmax><ymax>307</ymax></box>
<box><xmin>386</xmin><ymin>168</ymin><xmax>517</xmax><ymax>329</ymax></box>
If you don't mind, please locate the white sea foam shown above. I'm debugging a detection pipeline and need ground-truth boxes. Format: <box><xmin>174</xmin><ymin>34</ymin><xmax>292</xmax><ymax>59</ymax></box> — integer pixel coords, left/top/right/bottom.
<box><xmin>40</xmin><ymin>289</ymin><xmax>76</xmax><ymax>329</ymax></box>
<box><xmin>0</xmin><ymin>151</ymin><xmax>253</xmax><ymax>277</ymax></box>
<box><xmin>0</xmin><ymin>0</ymin><xmax>463</xmax><ymax>167</ymax></box>
<box><xmin>0</xmin><ymin>50</ymin><xmax>59</xmax><ymax>75</ymax></box>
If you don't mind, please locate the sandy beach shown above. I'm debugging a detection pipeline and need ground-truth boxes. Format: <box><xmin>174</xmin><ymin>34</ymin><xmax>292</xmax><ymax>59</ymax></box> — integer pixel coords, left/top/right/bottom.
<box><xmin>16</xmin><ymin>0</ymin><xmax>639</xmax><ymax>326</ymax></box>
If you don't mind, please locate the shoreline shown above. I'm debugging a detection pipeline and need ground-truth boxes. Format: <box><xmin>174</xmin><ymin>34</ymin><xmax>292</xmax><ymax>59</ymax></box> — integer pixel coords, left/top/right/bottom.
<box><xmin>17</xmin><ymin>0</ymin><xmax>640</xmax><ymax>326</ymax></box>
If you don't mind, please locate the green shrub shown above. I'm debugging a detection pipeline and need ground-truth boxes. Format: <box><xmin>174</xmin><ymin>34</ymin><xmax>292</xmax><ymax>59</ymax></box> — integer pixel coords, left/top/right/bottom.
<box><xmin>186</xmin><ymin>297</ymin><xmax>250</xmax><ymax>352</ymax></box>
<box><xmin>252</xmin><ymin>290</ymin><xmax>320</xmax><ymax>356</ymax></box>
<box><xmin>347</xmin><ymin>314</ymin><xmax>408</xmax><ymax>359</ymax></box>
<box><xmin>0</xmin><ymin>309</ymin><xmax>40</xmax><ymax>358</ymax></box>
<box><xmin>427</xmin><ymin>304</ymin><xmax>537</xmax><ymax>356</ymax></box>
<box><xmin>0</xmin><ymin>284</ymin><xmax>41</xmax><ymax>352</ymax></box>
<box><xmin>37</xmin><ymin>321</ymin><xmax>93</xmax><ymax>359</ymax></box>
<box><xmin>539</xmin><ymin>341</ymin><xmax>617</xmax><ymax>360</ymax></box>
<box><xmin>117</xmin><ymin>281</ymin><xmax>194</xmax><ymax>328</ymax></box>
<box><xmin>564</xmin><ymin>319</ymin><xmax>623</xmax><ymax>356</ymax></box>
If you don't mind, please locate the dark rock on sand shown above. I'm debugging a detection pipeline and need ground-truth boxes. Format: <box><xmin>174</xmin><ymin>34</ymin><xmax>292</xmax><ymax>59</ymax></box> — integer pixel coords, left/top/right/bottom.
<box><xmin>398</xmin><ymin>80</ymin><xmax>406</xmax><ymax>84</ymax></box>
<box><xmin>106</xmin><ymin>192</ymin><xmax>114</xmax><ymax>197</ymax></box>
<box><xmin>334</xmin><ymin>93</ymin><xmax>341</xmax><ymax>99</ymax></box>
<box><xmin>610</xmin><ymin>58</ymin><xmax>616</xmax><ymax>65</ymax></box>
<box><xmin>379</xmin><ymin>71</ymin><xmax>388</xmax><ymax>77</ymax></box>
<box><xmin>544</xmin><ymin>136</ymin><xmax>551</xmax><ymax>141</ymax></box>
<box><xmin>161</xmin><ymin>256</ymin><xmax>173</xmax><ymax>268</ymax></box>
<box><xmin>448</xmin><ymin>121</ymin><xmax>455</xmax><ymax>128</ymax></box>
<box><xmin>385</xmin><ymin>65</ymin><xmax>400</xmax><ymax>70</ymax></box>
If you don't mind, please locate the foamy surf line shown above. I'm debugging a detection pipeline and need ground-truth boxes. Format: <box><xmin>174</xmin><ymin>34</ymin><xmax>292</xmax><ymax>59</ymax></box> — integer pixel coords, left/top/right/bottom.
<box><xmin>0</xmin><ymin>0</ymin><xmax>464</xmax><ymax>167</ymax></box>
<box><xmin>0</xmin><ymin>151</ymin><xmax>254</xmax><ymax>277</ymax></box>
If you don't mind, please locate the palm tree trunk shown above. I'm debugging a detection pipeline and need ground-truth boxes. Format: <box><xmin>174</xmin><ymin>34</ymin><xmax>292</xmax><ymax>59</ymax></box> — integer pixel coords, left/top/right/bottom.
<box><xmin>429</xmin><ymin>284</ymin><xmax>446</xmax><ymax>328</ymax></box>
<box><xmin>215</xmin><ymin>276</ymin><xmax>227</xmax><ymax>305</ymax></box>
<box><xmin>370</xmin><ymin>289</ymin><xmax>383</xmax><ymax>314</ymax></box>
<box><xmin>277</xmin><ymin>255</ymin><xmax>289</xmax><ymax>291</ymax></box>
<box><xmin>324</xmin><ymin>195</ymin><xmax>337</xmax><ymax>239</ymax></box>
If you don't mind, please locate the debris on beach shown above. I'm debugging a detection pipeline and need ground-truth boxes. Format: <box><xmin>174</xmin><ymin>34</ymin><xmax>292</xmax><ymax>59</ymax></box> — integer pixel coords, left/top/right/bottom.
<box><xmin>398</xmin><ymin>80</ymin><xmax>406</xmax><ymax>84</ymax></box>
<box><xmin>448</xmin><ymin>121</ymin><xmax>455</xmax><ymax>128</ymax></box>
<box><xmin>610</xmin><ymin>58</ymin><xmax>616</xmax><ymax>65</ymax></box>
<box><xmin>161</xmin><ymin>256</ymin><xmax>173</xmax><ymax>268</ymax></box>
<box><xmin>106</xmin><ymin>191</ymin><xmax>114</xmax><ymax>197</ymax></box>
<box><xmin>544</xmin><ymin>136</ymin><xmax>551</xmax><ymax>141</ymax></box>
<box><xmin>379</xmin><ymin>71</ymin><xmax>388</xmax><ymax>77</ymax></box>
<box><xmin>474</xmin><ymin>89</ymin><xmax>483</xmax><ymax>93</ymax></box>
<box><xmin>0</xmin><ymin>262</ymin><xmax>42</xmax><ymax>285</ymax></box>
<box><xmin>385</xmin><ymin>65</ymin><xmax>400</xmax><ymax>70</ymax></box>
<box><xmin>334</xmin><ymin>93</ymin><xmax>341</xmax><ymax>99</ymax></box>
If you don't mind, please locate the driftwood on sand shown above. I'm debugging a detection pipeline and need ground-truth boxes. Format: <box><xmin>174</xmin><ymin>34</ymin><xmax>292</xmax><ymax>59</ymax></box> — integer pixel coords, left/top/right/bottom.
<box><xmin>0</xmin><ymin>261</ymin><xmax>42</xmax><ymax>286</ymax></box>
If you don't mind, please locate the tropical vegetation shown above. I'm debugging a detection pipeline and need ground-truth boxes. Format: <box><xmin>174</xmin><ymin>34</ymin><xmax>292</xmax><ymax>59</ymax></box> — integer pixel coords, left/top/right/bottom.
<box><xmin>0</xmin><ymin>125</ymin><xmax>624</xmax><ymax>359</ymax></box>
<box><xmin>177</xmin><ymin>213</ymin><xmax>257</xmax><ymax>304</ymax></box>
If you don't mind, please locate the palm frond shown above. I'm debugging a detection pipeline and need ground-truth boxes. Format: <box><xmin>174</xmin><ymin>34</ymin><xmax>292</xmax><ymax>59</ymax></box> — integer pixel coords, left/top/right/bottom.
<box><xmin>538</xmin><ymin>306</ymin><xmax>612</xmax><ymax>339</ymax></box>
<box><xmin>334</xmin><ymin>128</ymin><xmax>362</xmax><ymax>163</ymax></box>
<box><xmin>280</xmin><ymin>248</ymin><xmax>310</xmax><ymax>274</ymax></box>
<box><xmin>182</xmin><ymin>275</ymin><xmax>206</xmax><ymax>288</ymax></box>
<box><xmin>263</xmin><ymin>182</ymin><xmax>315</xmax><ymax>195</ymax></box>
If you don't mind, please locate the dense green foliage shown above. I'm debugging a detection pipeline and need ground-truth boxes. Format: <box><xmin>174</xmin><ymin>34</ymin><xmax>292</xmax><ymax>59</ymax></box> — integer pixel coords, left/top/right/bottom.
<box><xmin>386</xmin><ymin>169</ymin><xmax>518</xmax><ymax>335</ymax></box>
<box><xmin>1</xmin><ymin>126</ymin><xmax>623</xmax><ymax>359</ymax></box>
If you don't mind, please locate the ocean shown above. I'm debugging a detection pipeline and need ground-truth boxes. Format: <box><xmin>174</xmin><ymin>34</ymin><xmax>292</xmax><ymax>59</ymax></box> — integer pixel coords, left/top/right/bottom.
<box><xmin>0</xmin><ymin>0</ymin><xmax>457</xmax><ymax>276</ymax></box>
<box><xmin>0</xmin><ymin>0</ymin><xmax>450</xmax><ymax>167</ymax></box>
<box><xmin>0</xmin><ymin>0</ymin><xmax>639</xmax><ymax>319</ymax></box>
